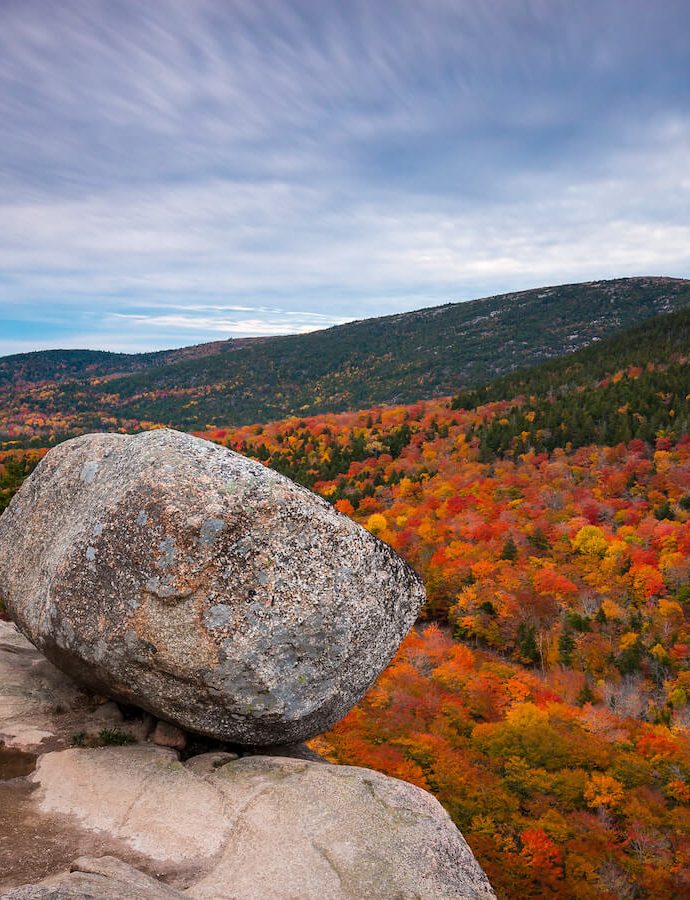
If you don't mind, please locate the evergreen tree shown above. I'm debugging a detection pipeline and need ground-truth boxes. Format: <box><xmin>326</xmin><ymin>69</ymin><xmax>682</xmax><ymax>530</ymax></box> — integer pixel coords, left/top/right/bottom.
<box><xmin>559</xmin><ymin>628</ymin><xmax>575</xmax><ymax>667</ymax></box>
<box><xmin>576</xmin><ymin>681</ymin><xmax>595</xmax><ymax>706</ymax></box>
<box><xmin>516</xmin><ymin>623</ymin><xmax>539</xmax><ymax>666</ymax></box>
<box><xmin>501</xmin><ymin>535</ymin><xmax>518</xmax><ymax>561</ymax></box>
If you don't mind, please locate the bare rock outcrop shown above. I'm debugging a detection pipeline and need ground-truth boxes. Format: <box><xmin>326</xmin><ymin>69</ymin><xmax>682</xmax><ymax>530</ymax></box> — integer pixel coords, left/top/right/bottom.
<box><xmin>0</xmin><ymin>429</ymin><xmax>425</xmax><ymax>745</ymax></box>
<box><xmin>3</xmin><ymin>857</ymin><xmax>183</xmax><ymax>899</ymax></box>
<box><xmin>4</xmin><ymin>746</ymin><xmax>495</xmax><ymax>899</ymax></box>
<box><xmin>0</xmin><ymin>605</ymin><xmax>496</xmax><ymax>898</ymax></box>
<box><xmin>0</xmin><ymin>619</ymin><xmax>125</xmax><ymax>753</ymax></box>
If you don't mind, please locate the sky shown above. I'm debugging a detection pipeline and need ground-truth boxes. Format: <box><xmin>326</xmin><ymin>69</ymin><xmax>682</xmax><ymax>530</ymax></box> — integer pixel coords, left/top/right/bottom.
<box><xmin>2</xmin><ymin>0</ymin><xmax>690</xmax><ymax>356</ymax></box>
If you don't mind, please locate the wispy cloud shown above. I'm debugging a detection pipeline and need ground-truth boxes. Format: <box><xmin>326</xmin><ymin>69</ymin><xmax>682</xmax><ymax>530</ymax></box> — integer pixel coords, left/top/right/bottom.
<box><xmin>1</xmin><ymin>0</ymin><xmax>689</xmax><ymax>353</ymax></box>
<box><xmin>109</xmin><ymin>309</ymin><xmax>352</xmax><ymax>336</ymax></box>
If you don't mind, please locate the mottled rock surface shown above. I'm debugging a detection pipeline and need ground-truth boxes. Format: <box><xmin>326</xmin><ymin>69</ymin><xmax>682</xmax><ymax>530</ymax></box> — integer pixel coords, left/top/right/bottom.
<box><xmin>0</xmin><ymin>620</ymin><xmax>121</xmax><ymax>753</ymax></box>
<box><xmin>0</xmin><ymin>620</ymin><xmax>164</xmax><ymax>890</ymax></box>
<box><xmin>3</xmin><ymin>857</ymin><xmax>183</xmax><ymax>899</ymax></box>
<box><xmin>0</xmin><ymin>429</ymin><xmax>425</xmax><ymax>744</ymax></box>
<box><xmin>9</xmin><ymin>747</ymin><xmax>495</xmax><ymax>899</ymax></box>
<box><xmin>0</xmin><ymin>624</ymin><xmax>495</xmax><ymax>898</ymax></box>
<box><xmin>152</xmin><ymin>720</ymin><xmax>187</xmax><ymax>750</ymax></box>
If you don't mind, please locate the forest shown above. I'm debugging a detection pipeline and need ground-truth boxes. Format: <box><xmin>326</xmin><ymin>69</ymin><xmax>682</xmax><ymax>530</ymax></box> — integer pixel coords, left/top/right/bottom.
<box><xmin>210</xmin><ymin>400</ymin><xmax>690</xmax><ymax>897</ymax></box>
<box><xmin>3</xmin><ymin>318</ymin><xmax>690</xmax><ymax>895</ymax></box>
<box><xmin>1</xmin><ymin>277</ymin><xmax>688</xmax><ymax>440</ymax></box>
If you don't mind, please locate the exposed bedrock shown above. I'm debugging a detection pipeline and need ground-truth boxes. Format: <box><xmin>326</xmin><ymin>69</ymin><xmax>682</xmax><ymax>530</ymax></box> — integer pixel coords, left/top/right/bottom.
<box><xmin>3</xmin><ymin>747</ymin><xmax>496</xmax><ymax>899</ymax></box>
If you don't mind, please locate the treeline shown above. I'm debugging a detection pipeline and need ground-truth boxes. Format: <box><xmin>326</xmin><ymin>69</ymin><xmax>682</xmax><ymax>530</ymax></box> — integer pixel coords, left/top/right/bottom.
<box><xmin>452</xmin><ymin>303</ymin><xmax>690</xmax><ymax>411</ymax></box>
<box><xmin>469</xmin><ymin>359</ymin><xmax>690</xmax><ymax>459</ymax></box>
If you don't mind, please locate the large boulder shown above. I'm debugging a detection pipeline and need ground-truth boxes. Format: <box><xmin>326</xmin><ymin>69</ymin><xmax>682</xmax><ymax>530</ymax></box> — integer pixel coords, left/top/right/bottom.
<box><xmin>0</xmin><ymin>430</ymin><xmax>424</xmax><ymax>744</ymax></box>
<box><xmin>4</xmin><ymin>747</ymin><xmax>496</xmax><ymax>899</ymax></box>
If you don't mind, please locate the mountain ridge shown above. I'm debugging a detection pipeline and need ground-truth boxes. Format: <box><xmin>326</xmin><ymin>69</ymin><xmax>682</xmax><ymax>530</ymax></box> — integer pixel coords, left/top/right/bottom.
<box><xmin>5</xmin><ymin>275</ymin><xmax>688</xmax><ymax>369</ymax></box>
<box><xmin>2</xmin><ymin>275</ymin><xmax>689</xmax><ymax>441</ymax></box>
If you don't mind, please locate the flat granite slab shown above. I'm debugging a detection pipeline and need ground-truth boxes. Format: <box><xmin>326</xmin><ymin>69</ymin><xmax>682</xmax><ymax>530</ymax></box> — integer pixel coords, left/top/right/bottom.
<box><xmin>0</xmin><ymin>620</ymin><xmax>495</xmax><ymax>899</ymax></box>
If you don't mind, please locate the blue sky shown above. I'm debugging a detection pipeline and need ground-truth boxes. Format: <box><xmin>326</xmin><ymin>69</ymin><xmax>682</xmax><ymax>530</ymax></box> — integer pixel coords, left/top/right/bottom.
<box><xmin>2</xmin><ymin>0</ymin><xmax>690</xmax><ymax>355</ymax></box>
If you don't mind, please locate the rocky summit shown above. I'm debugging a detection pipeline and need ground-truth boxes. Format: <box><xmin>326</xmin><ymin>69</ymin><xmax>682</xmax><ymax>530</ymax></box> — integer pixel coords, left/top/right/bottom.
<box><xmin>6</xmin><ymin>748</ymin><xmax>496</xmax><ymax>899</ymax></box>
<box><xmin>0</xmin><ymin>608</ymin><xmax>496</xmax><ymax>898</ymax></box>
<box><xmin>0</xmin><ymin>429</ymin><xmax>425</xmax><ymax>745</ymax></box>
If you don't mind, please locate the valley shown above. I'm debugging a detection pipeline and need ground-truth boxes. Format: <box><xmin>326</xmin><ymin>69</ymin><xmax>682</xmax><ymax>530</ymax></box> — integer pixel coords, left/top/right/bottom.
<box><xmin>3</xmin><ymin>279</ymin><xmax>690</xmax><ymax>896</ymax></box>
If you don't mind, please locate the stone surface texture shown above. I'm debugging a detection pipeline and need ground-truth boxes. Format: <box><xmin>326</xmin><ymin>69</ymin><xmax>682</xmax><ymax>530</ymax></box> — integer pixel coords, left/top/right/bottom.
<box><xmin>0</xmin><ymin>598</ymin><xmax>496</xmax><ymax>898</ymax></box>
<box><xmin>10</xmin><ymin>747</ymin><xmax>496</xmax><ymax>899</ymax></box>
<box><xmin>0</xmin><ymin>429</ymin><xmax>425</xmax><ymax>744</ymax></box>
<box><xmin>152</xmin><ymin>720</ymin><xmax>187</xmax><ymax>750</ymax></box>
<box><xmin>0</xmin><ymin>620</ymin><xmax>106</xmax><ymax>752</ymax></box>
<box><xmin>3</xmin><ymin>857</ymin><xmax>183</xmax><ymax>899</ymax></box>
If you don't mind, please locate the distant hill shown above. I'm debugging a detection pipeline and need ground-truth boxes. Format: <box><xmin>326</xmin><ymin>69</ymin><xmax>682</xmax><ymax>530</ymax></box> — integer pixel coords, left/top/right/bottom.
<box><xmin>452</xmin><ymin>302</ymin><xmax>690</xmax><ymax>457</ymax></box>
<box><xmin>0</xmin><ymin>338</ymin><xmax>258</xmax><ymax>387</ymax></box>
<box><xmin>1</xmin><ymin>276</ymin><xmax>689</xmax><ymax>442</ymax></box>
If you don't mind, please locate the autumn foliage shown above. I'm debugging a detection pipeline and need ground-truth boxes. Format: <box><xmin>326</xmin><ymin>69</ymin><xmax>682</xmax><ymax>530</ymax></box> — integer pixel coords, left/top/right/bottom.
<box><xmin>5</xmin><ymin>390</ymin><xmax>690</xmax><ymax>896</ymax></box>
<box><xmin>200</xmin><ymin>399</ymin><xmax>690</xmax><ymax>898</ymax></box>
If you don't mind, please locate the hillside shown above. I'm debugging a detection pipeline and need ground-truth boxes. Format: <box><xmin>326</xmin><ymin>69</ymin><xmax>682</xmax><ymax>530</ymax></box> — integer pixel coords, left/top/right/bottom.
<box><xmin>4</xmin><ymin>294</ymin><xmax>690</xmax><ymax>896</ymax></box>
<box><xmin>1</xmin><ymin>276</ymin><xmax>689</xmax><ymax>443</ymax></box>
<box><xmin>0</xmin><ymin>338</ymin><xmax>255</xmax><ymax>387</ymax></box>
<box><xmin>180</xmin><ymin>402</ymin><xmax>690</xmax><ymax>896</ymax></box>
<box><xmin>203</xmin><ymin>396</ymin><xmax>690</xmax><ymax>897</ymax></box>
<box><xmin>451</xmin><ymin>304</ymin><xmax>690</xmax><ymax>459</ymax></box>
<box><xmin>453</xmin><ymin>300</ymin><xmax>690</xmax><ymax>410</ymax></box>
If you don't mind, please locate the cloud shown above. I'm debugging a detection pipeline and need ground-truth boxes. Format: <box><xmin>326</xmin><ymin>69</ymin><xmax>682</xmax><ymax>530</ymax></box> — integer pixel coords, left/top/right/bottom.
<box><xmin>1</xmin><ymin>0</ymin><xmax>690</xmax><ymax>353</ymax></box>
<box><xmin>109</xmin><ymin>309</ymin><xmax>353</xmax><ymax>335</ymax></box>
